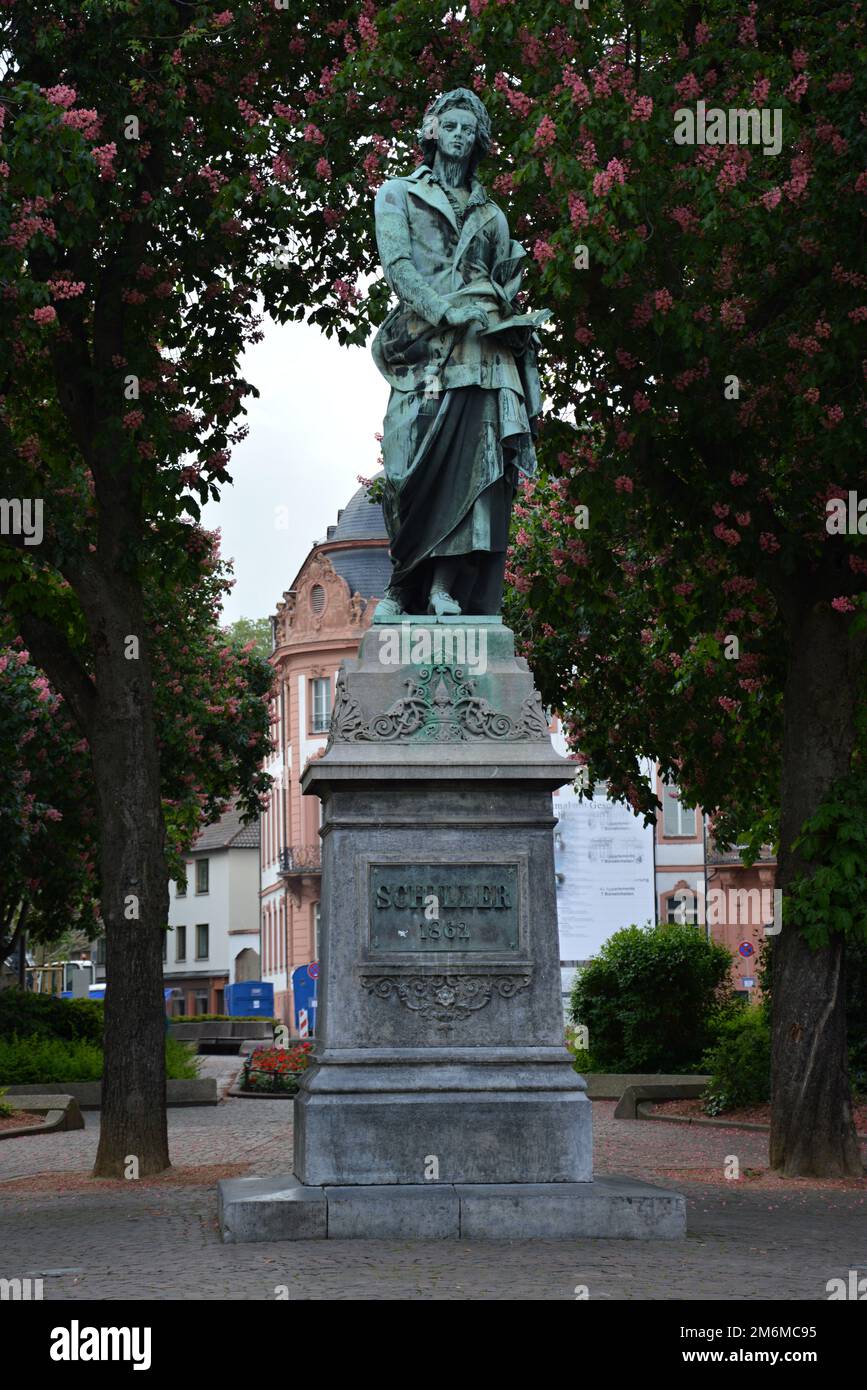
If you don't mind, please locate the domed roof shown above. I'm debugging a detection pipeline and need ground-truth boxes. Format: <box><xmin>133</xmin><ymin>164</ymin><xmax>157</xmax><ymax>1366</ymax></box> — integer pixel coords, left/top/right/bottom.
<box><xmin>322</xmin><ymin>477</ymin><xmax>392</xmax><ymax>600</ymax></box>
<box><xmin>328</xmin><ymin>481</ymin><xmax>388</xmax><ymax>543</ymax></box>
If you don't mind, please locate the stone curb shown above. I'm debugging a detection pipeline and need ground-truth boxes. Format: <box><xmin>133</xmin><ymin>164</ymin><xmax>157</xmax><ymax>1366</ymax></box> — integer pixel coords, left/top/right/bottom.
<box><xmin>0</xmin><ymin>1094</ymin><xmax>84</xmax><ymax>1141</ymax></box>
<box><xmin>225</xmin><ymin>1085</ymin><xmax>297</xmax><ymax>1100</ymax></box>
<box><xmin>4</xmin><ymin>1079</ymin><xmax>218</xmax><ymax>1110</ymax></box>
<box><xmin>614</xmin><ymin>1082</ymin><xmax>710</xmax><ymax>1119</ymax></box>
<box><xmin>585</xmin><ymin>1073</ymin><xmax>711</xmax><ymax>1101</ymax></box>
<box><xmin>635</xmin><ymin>1103</ymin><xmax>867</xmax><ymax>1140</ymax></box>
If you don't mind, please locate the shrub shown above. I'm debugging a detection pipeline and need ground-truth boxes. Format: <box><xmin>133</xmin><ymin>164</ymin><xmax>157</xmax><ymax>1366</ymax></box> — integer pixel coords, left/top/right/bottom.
<box><xmin>564</xmin><ymin>1026</ymin><xmax>592</xmax><ymax>1074</ymax></box>
<box><xmin>0</xmin><ymin>990</ymin><xmax>104</xmax><ymax>1043</ymax></box>
<box><xmin>570</xmin><ymin>923</ymin><xmax>733</xmax><ymax>1073</ymax></box>
<box><xmin>165</xmin><ymin>1039</ymin><xmax>200</xmax><ymax>1081</ymax></box>
<box><xmin>0</xmin><ymin>1036</ymin><xmax>199</xmax><ymax>1084</ymax></box>
<box><xmin>0</xmin><ymin>1086</ymin><xmax>12</xmax><ymax>1118</ymax></box>
<box><xmin>0</xmin><ymin>1036</ymin><xmax>104</xmax><ymax>1083</ymax></box>
<box><xmin>701</xmin><ymin>1005</ymin><xmax>771</xmax><ymax>1114</ymax></box>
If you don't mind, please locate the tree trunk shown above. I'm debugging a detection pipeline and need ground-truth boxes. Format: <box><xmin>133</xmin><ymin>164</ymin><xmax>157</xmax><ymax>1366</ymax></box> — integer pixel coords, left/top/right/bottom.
<box><xmin>90</xmin><ymin>584</ymin><xmax>170</xmax><ymax>1179</ymax></box>
<box><xmin>770</xmin><ymin>601</ymin><xmax>863</xmax><ymax>1177</ymax></box>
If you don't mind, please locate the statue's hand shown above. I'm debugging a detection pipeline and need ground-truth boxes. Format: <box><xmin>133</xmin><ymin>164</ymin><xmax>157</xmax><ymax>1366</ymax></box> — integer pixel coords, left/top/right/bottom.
<box><xmin>444</xmin><ymin>303</ymin><xmax>489</xmax><ymax>331</ymax></box>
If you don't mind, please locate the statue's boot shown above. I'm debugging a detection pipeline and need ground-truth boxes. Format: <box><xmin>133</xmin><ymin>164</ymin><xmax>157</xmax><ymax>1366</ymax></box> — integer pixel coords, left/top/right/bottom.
<box><xmin>428</xmin><ymin>587</ymin><xmax>462</xmax><ymax>617</ymax></box>
<box><xmin>376</xmin><ymin>586</ymin><xmax>406</xmax><ymax>619</ymax></box>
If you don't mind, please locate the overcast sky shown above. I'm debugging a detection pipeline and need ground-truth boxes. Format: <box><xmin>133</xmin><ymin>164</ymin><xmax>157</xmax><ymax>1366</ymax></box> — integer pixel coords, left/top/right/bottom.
<box><xmin>201</xmin><ymin>317</ymin><xmax>385</xmax><ymax>627</ymax></box>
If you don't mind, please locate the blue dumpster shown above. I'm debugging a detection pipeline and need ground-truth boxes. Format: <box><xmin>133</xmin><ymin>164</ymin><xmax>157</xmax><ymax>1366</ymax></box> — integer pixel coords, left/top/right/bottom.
<box><xmin>225</xmin><ymin>981</ymin><xmax>274</xmax><ymax>1017</ymax></box>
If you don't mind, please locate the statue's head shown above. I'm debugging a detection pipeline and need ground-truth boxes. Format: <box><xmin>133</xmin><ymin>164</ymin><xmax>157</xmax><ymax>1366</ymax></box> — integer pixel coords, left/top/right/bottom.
<box><xmin>418</xmin><ymin>88</ymin><xmax>492</xmax><ymax>178</ymax></box>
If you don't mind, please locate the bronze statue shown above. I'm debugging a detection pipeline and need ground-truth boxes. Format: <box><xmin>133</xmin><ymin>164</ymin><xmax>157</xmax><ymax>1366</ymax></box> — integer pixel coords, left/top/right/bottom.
<box><xmin>372</xmin><ymin>88</ymin><xmax>549</xmax><ymax>618</ymax></box>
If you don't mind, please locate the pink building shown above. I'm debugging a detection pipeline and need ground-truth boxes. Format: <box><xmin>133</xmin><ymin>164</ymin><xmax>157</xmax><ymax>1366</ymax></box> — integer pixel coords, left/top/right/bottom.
<box><xmin>259</xmin><ymin>485</ymin><xmax>392</xmax><ymax>1026</ymax></box>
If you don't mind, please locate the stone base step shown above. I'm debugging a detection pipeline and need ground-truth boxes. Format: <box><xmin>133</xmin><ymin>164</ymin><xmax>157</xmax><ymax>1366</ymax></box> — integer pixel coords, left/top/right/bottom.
<box><xmin>218</xmin><ymin>1174</ymin><xmax>686</xmax><ymax>1242</ymax></box>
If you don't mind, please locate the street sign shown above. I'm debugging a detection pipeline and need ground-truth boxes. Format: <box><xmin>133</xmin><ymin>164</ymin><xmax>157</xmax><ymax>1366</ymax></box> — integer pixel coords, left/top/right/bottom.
<box><xmin>738</xmin><ymin>941</ymin><xmax>755</xmax><ymax>958</ymax></box>
<box><xmin>308</xmin><ymin>961</ymin><xmax>320</xmax><ymax>980</ymax></box>
<box><xmin>742</xmin><ymin>976</ymin><xmax>755</xmax><ymax>989</ymax></box>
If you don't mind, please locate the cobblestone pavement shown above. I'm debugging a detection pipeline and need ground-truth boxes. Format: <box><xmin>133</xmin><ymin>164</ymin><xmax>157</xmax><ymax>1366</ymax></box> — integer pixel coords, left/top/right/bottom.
<box><xmin>1</xmin><ymin>1087</ymin><xmax>865</xmax><ymax>1301</ymax></box>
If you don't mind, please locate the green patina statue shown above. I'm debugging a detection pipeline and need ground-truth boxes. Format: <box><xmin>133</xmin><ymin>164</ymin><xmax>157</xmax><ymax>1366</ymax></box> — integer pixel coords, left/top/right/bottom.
<box><xmin>372</xmin><ymin>88</ymin><xmax>549</xmax><ymax>618</ymax></box>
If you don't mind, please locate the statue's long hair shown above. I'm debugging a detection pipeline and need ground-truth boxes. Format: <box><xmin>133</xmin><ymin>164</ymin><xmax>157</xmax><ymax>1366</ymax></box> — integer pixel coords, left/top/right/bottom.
<box><xmin>417</xmin><ymin>88</ymin><xmax>492</xmax><ymax>178</ymax></box>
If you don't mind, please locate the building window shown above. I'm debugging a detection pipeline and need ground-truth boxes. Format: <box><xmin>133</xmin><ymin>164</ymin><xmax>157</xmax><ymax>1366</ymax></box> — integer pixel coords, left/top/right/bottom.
<box><xmin>196</xmin><ymin>859</ymin><xmax>209</xmax><ymax>894</ymax></box>
<box><xmin>195</xmin><ymin>990</ymin><xmax>209</xmax><ymax>1015</ymax></box>
<box><xmin>215</xmin><ymin>988</ymin><xmax>224</xmax><ymax>1015</ymax></box>
<box><xmin>313</xmin><ymin>902</ymin><xmax>321</xmax><ymax>961</ymax></box>
<box><xmin>310</xmin><ymin>677</ymin><xmax>331</xmax><ymax>733</ymax></box>
<box><xmin>666</xmin><ymin>891</ymin><xmax>698</xmax><ymax>925</ymax></box>
<box><xmin>175</xmin><ymin>925</ymin><xmax>186</xmax><ymax>962</ymax></box>
<box><xmin>162</xmin><ymin>933</ymin><xmax>167</xmax><ymax>963</ymax></box>
<box><xmin>95</xmin><ymin>937</ymin><xmax>106</xmax><ymax>967</ymax></box>
<box><xmin>176</xmin><ymin>870</ymin><xmax>187</xmax><ymax>898</ymax></box>
<box><xmin>196</xmin><ymin>924</ymin><xmax>209</xmax><ymax>960</ymax></box>
<box><xmin>662</xmin><ymin>783</ymin><xmax>697</xmax><ymax>838</ymax></box>
<box><xmin>310</xmin><ymin>583</ymin><xmax>327</xmax><ymax>615</ymax></box>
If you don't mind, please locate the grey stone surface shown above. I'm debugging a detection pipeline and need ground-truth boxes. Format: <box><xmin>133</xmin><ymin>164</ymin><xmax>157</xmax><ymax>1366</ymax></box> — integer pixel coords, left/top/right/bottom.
<box><xmin>216</xmin><ymin>1175</ymin><xmax>684</xmax><ymax>1242</ymax></box>
<box><xmin>0</xmin><ymin>1094</ymin><xmax>85</xmax><ymax>1138</ymax></box>
<box><xmin>614</xmin><ymin>1083</ymin><xmax>709</xmax><ymax>1120</ymax></box>
<box><xmin>295</xmin><ymin>1087</ymin><xmax>592</xmax><ymax>1186</ymax></box>
<box><xmin>6</xmin><ymin>1079</ymin><xmax>218</xmax><ymax>1109</ymax></box>
<box><xmin>457</xmin><ymin>1176</ymin><xmax>686</xmax><ymax>1240</ymax></box>
<box><xmin>584</xmin><ymin>1073</ymin><xmax>710</xmax><ymax>1100</ymax></box>
<box><xmin>326</xmin><ymin>1184</ymin><xmax>460</xmax><ymax>1239</ymax></box>
<box><xmin>290</xmin><ymin>620</ymin><xmax>596</xmax><ymax>1193</ymax></box>
<box><xmin>219</xmin><ymin>1177</ymin><xmax>326</xmax><ymax>1244</ymax></box>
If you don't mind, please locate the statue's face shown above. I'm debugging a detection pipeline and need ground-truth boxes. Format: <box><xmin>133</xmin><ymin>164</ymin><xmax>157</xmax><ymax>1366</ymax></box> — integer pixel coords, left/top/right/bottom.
<box><xmin>435</xmin><ymin>107</ymin><xmax>478</xmax><ymax>162</ymax></box>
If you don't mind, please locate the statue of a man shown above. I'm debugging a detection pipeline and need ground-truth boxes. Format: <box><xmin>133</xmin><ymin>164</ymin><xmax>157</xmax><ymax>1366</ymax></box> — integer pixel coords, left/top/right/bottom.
<box><xmin>372</xmin><ymin>88</ymin><xmax>549</xmax><ymax>618</ymax></box>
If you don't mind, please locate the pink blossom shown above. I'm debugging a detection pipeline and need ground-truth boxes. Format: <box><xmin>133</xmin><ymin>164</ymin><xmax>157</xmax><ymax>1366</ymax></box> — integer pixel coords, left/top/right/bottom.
<box><xmin>213</xmin><ymin>10</ymin><xmax>233</xmax><ymax>25</ymax></box>
<box><xmin>61</xmin><ymin>108</ymin><xmax>102</xmax><ymax>139</ymax></box>
<box><xmin>751</xmin><ymin>77</ymin><xmax>771</xmax><ymax>106</ymax></box>
<box><xmin>91</xmin><ymin>142</ymin><xmax>117</xmax><ymax>180</ymax></box>
<box><xmin>654</xmin><ymin>288</ymin><xmax>673</xmax><ymax>314</ymax></box>
<box><xmin>675</xmin><ymin>73</ymin><xmax>702</xmax><ymax>101</ymax></box>
<box><xmin>315</xmin><ymin>157</ymin><xmax>332</xmax><ymax>180</ymax></box>
<box><xmin>761</xmin><ymin>187</ymin><xmax>782</xmax><ymax>211</ymax></box>
<box><xmin>42</xmin><ymin>85</ymin><xmax>77</xmax><ymax>108</ymax></box>
<box><xmin>32</xmin><ymin>306</ymin><xmax>57</xmax><ymax>324</ymax></box>
<box><xmin>532</xmin><ymin>239</ymin><xmax>556</xmax><ymax>266</ymax></box>
<box><xmin>237</xmin><ymin>99</ymin><xmax>263</xmax><ymax>127</ymax></box>
<box><xmin>614</xmin><ymin>475</ymin><xmax>634</xmax><ymax>493</ymax></box>
<box><xmin>630</xmin><ymin>95</ymin><xmax>653</xmax><ymax>122</ymax></box>
<box><xmin>533</xmin><ymin>115</ymin><xmax>557</xmax><ymax>152</ymax></box>
<box><xmin>48</xmin><ymin>279</ymin><xmax>85</xmax><ymax>300</ymax></box>
<box><xmin>303</xmin><ymin>124</ymin><xmax>325</xmax><ymax>145</ymax></box>
<box><xmin>568</xmin><ymin>192</ymin><xmax>588</xmax><ymax>229</ymax></box>
<box><xmin>831</xmin><ymin>597</ymin><xmax>856</xmax><ymax>613</ymax></box>
<box><xmin>123</xmin><ymin>410</ymin><xmax>144</xmax><ymax>430</ymax></box>
<box><xmin>786</xmin><ymin>73</ymin><xmax>809</xmax><ymax>102</ymax></box>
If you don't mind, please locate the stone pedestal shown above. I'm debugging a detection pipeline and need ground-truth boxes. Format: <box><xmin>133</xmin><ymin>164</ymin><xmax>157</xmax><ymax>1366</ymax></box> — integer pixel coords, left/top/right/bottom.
<box><xmin>219</xmin><ymin>618</ymin><xmax>684</xmax><ymax>1240</ymax></box>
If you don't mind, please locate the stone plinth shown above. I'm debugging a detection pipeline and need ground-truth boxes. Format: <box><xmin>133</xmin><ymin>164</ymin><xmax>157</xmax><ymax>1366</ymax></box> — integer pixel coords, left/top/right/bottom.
<box><xmin>295</xmin><ymin>620</ymin><xmax>590</xmax><ymax>1187</ymax></box>
<box><xmin>218</xmin><ymin>619</ymin><xmax>685</xmax><ymax>1239</ymax></box>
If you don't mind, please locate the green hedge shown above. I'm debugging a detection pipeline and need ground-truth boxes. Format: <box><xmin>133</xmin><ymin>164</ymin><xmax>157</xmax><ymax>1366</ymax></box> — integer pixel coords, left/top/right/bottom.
<box><xmin>570</xmin><ymin>923</ymin><xmax>733</xmax><ymax>1073</ymax></box>
<box><xmin>0</xmin><ymin>1035</ymin><xmax>199</xmax><ymax>1084</ymax></box>
<box><xmin>701</xmin><ymin>1005</ymin><xmax>771</xmax><ymax>1114</ymax></box>
<box><xmin>0</xmin><ymin>989</ymin><xmax>104</xmax><ymax>1043</ymax></box>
